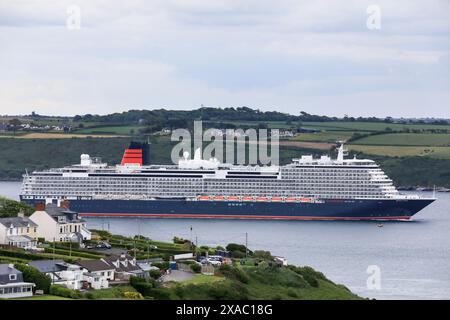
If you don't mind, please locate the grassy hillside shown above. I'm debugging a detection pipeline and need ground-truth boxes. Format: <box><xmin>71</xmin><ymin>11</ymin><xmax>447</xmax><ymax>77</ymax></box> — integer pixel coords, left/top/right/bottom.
<box><xmin>162</xmin><ymin>265</ymin><xmax>360</xmax><ymax>300</ymax></box>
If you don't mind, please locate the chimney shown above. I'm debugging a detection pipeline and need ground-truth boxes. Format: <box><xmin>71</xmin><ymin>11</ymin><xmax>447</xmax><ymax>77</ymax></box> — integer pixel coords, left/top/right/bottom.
<box><xmin>35</xmin><ymin>202</ymin><xmax>46</xmax><ymax>211</ymax></box>
<box><xmin>60</xmin><ymin>200</ymin><xmax>70</xmax><ymax>209</ymax></box>
<box><xmin>17</xmin><ymin>209</ymin><xmax>25</xmax><ymax>219</ymax></box>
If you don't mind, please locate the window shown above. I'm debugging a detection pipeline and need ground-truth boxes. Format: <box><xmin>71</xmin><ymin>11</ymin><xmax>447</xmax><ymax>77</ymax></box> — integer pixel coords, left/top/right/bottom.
<box><xmin>9</xmin><ymin>274</ymin><xmax>17</xmax><ymax>281</ymax></box>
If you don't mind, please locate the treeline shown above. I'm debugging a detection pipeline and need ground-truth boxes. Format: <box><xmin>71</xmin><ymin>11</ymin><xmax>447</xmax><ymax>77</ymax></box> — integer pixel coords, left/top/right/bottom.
<box><xmin>72</xmin><ymin>107</ymin><xmax>449</xmax><ymax>127</ymax></box>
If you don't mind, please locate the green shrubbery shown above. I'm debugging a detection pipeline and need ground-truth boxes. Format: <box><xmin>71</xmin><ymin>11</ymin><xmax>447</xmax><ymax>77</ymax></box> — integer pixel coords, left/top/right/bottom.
<box><xmin>49</xmin><ymin>285</ymin><xmax>82</xmax><ymax>299</ymax></box>
<box><xmin>149</xmin><ymin>269</ymin><xmax>162</xmax><ymax>279</ymax></box>
<box><xmin>15</xmin><ymin>263</ymin><xmax>51</xmax><ymax>293</ymax></box>
<box><xmin>287</xmin><ymin>265</ymin><xmax>331</xmax><ymax>288</ymax></box>
<box><xmin>225</xmin><ymin>243</ymin><xmax>252</xmax><ymax>258</ymax></box>
<box><xmin>218</xmin><ymin>265</ymin><xmax>249</xmax><ymax>284</ymax></box>
<box><xmin>0</xmin><ymin>197</ymin><xmax>35</xmax><ymax>218</ymax></box>
<box><xmin>2</xmin><ymin>249</ymin><xmax>46</xmax><ymax>261</ymax></box>
<box><xmin>129</xmin><ymin>276</ymin><xmax>171</xmax><ymax>300</ymax></box>
<box><xmin>190</xmin><ymin>263</ymin><xmax>201</xmax><ymax>273</ymax></box>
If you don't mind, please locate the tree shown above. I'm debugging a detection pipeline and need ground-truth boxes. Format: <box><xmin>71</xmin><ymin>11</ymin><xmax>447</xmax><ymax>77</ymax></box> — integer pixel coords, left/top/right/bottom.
<box><xmin>8</xmin><ymin>118</ymin><xmax>22</xmax><ymax>136</ymax></box>
<box><xmin>15</xmin><ymin>263</ymin><xmax>51</xmax><ymax>293</ymax></box>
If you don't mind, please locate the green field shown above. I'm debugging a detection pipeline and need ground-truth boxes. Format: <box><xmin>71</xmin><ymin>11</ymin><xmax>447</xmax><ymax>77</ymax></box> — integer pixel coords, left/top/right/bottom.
<box><xmin>348</xmin><ymin>145</ymin><xmax>450</xmax><ymax>159</ymax></box>
<box><xmin>290</xmin><ymin>131</ymin><xmax>354</xmax><ymax>143</ymax></box>
<box><xmin>351</xmin><ymin>133</ymin><xmax>450</xmax><ymax>146</ymax></box>
<box><xmin>74</xmin><ymin>125</ymin><xmax>144</xmax><ymax>135</ymax></box>
<box><xmin>301</xmin><ymin>121</ymin><xmax>450</xmax><ymax>132</ymax></box>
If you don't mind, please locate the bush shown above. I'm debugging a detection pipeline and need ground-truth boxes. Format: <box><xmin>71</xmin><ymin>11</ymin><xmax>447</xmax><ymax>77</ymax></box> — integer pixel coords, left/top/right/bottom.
<box><xmin>225</xmin><ymin>243</ymin><xmax>246</xmax><ymax>253</ymax></box>
<box><xmin>287</xmin><ymin>289</ymin><xmax>298</xmax><ymax>298</ymax></box>
<box><xmin>122</xmin><ymin>291</ymin><xmax>144</xmax><ymax>300</ymax></box>
<box><xmin>226</xmin><ymin>243</ymin><xmax>252</xmax><ymax>258</ymax></box>
<box><xmin>152</xmin><ymin>261</ymin><xmax>170</xmax><ymax>270</ymax></box>
<box><xmin>190</xmin><ymin>263</ymin><xmax>201</xmax><ymax>273</ymax></box>
<box><xmin>49</xmin><ymin>285</ymin><xmax>82</xmax><ymax>299</ymax></box>
<box><xmin>14</xmin><ymin>263</ymin><xmax>51</xmax><ymax>293</ymax></box>
<box><xmin>149</xmin><ymin>269</ymin><xmax>162</xmax><ymax>279</ymax></box>
<box><xmin>1</xmin><ymin>249</ymin><xmax>48</xmax><ymax>261</ymax></box>
<box><xmin>253</xmin><ymin>250</ymin><xmax>272</xmax><ymax>260</ymax></box>
<box><xmin>218</xmin><ymin>265</ymin><xmax>249</xmax><ymax>284</ymax></box>
<box><xmin>288</xmin><ymin>266</ymin><xmax>327</xmax><ymax>288</ymax></box>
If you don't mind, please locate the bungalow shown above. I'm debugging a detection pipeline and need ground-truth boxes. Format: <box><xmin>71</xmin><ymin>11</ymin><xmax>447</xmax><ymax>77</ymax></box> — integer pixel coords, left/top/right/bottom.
<box><xmin>29</xmin><ymin>260</ymin><xmax>84</xmax><ymax>290</ymax></box>
<box><xmin>0</xmin><ymin>264</ymin><xmax>35</xmax><ymax>299</ymax></box>
<box><xmin>0</xmin><ymin>211</ymin><xmax>38</xmax><ymax>249</ymax></box>
<box><xmin>76</xmin><ymin>260</ymin><xmax>115</xmax><ymax>289</ymax></box>
<box><xmin>29</xmin><ymin>203</ymin><xmax>91</xmax><ymax>243</ymax></box>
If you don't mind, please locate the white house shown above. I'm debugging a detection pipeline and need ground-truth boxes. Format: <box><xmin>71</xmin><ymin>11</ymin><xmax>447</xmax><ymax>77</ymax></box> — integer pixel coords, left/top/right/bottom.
<box><xmin>29</xmin><ymin>260</ymin><xmax>84</xmax><ymax>290</ymax></box>
<box><xmin>29</xmin><ymin>203</ymin><xmax>91</xmax><ymax>242</ymax></box>
<box><xmin>0</xmin><ymin>264</ymin><xmax>35</xmax><ymax>299</ymax></box>
<box><xmin>0</xmin><ymin>212</ymin><xmax>38</xmax><ymax>249</ymax></box>
<box><xmin>76</xmin><ymin>260</ymin><xmax>115</xmax><ymax>289</ymax></box>
<box><xmin>102</xmin><ymin>253</ymin><xmax>144</xmax><ymax>280</ymax></box>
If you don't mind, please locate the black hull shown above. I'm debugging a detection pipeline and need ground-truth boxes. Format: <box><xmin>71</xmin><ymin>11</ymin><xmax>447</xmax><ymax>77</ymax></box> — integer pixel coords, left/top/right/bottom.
<box><xmin>20</xmin><ymin>197</ymin><xmax>435</xmax><ymax>221</ymax></box>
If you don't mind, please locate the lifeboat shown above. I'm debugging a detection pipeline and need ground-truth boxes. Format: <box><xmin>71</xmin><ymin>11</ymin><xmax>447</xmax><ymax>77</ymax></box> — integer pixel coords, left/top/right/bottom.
<box><xmin>286</xmin><ymin>197</ymin><xmax>297</xmax><ymax>202</ymax></box>
<box><xmin>271</xmin><ymin>197</ymin><xmax>283</xmax><ymax>202</ymax></box>
<box><xmin>228</xmin><ymin>196</ymin><xmax>239</xmax><ymax>201</ymax></box>
<box><xmin>213</xmin><ymin>196</ymin><xmax>226</xmax><ymax>201</ymax></box>
<box><xmin>256</xmin><ymin>197</ymin><xmax>269</xmax><ymax>202</ymax></box>
<box><xmin>198</xmin><ymin>196</ymin><xmax>211</xmax><ymax>201</ymax></box>
<box><xmin>242</xmin><ymin>196</ymin><xmax>254</xmax><ymax>201</ymax></box>
<box><xmin>299</xmin><ymin>197</ymin><xmax>313</xmax><ymax>203</ymax></box>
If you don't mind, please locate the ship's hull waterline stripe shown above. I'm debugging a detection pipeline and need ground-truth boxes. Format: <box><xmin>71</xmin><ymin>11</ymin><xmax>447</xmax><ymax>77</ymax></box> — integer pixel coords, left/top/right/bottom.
<box><xmin>79</xmin><ymin>212</ymin><xmax>411</xmax><ymax>220</ymax></box>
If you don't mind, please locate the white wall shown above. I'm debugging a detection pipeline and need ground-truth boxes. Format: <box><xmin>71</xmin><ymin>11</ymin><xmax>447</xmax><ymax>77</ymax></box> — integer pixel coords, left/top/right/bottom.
<box><xmin>29</xmin><ymin>210</ymin><xmax>57</xmax><ymax>241</ymax></box>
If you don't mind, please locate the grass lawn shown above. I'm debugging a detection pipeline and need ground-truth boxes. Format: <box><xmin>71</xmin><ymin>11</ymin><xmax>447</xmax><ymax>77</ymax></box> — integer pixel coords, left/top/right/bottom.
<box><xmin>178</xmin><ymin>274</ymin><xmax>225</xmax><ymax>285</ymax></box>
<box><xmin>351</xmin><ymin>133</ymin><xmax>450</xmax><ymax>146</ymax></box>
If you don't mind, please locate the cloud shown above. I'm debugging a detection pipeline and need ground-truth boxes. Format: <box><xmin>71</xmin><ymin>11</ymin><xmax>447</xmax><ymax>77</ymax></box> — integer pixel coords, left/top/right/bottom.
<box><xmin>0</xmin><ymin>0</ymin><xmax>449</xmax><ymax>117</ymax></box>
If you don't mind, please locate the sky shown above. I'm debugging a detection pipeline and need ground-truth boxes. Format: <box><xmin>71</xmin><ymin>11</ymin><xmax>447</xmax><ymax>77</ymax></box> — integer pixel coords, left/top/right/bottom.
<box><xmin>0</xmin><ymin>0</ymin><xmax>449</xmax><ymax>117</ymax></box>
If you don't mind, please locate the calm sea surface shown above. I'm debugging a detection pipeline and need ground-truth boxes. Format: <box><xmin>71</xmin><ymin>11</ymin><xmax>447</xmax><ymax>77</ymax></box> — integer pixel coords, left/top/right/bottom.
<box><xmin>1</xmin><ymin>181</ymin><xmax>449</xmax><ymax>300</ymax></box>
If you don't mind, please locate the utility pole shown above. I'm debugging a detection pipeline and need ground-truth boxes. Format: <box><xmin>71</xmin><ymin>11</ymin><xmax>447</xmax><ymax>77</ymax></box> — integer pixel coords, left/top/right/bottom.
<box><xmin>190</xmin><ymin>225</ymin><xmax>193</xmax><ymax>252</ymax></box>
<box><xmin>245</xmin><ymin>232</ymin><xmax>248</xmax><ymax>258</ymax></box>
<box><xmin>53</xmin><ymin>238</ymin><xmax>55</xmax><ymax>260</ymax></box>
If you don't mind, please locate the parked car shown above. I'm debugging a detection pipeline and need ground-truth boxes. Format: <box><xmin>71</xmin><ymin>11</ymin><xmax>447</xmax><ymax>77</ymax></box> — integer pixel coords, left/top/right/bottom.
<box><xmin>208</xmin><ymin>259</ymin><xmax>222</xmax><ymax>266</ymax></box>
<box><xmin>96</xmin><ymin>241</ymin><xmax>111</xmax><ymax>249</ymax></box>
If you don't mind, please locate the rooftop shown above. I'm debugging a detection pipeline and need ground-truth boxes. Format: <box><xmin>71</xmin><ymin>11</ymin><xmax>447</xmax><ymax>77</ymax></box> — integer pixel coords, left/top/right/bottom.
<box><xmin>0</xmin><ymin>216</ymin><xmax>37</xmax><ymax>228</ymax></box>
<box><xmin>76</xmin><ymin>259</ymin><xmax>114</xmax><ymax>272</ymax></box>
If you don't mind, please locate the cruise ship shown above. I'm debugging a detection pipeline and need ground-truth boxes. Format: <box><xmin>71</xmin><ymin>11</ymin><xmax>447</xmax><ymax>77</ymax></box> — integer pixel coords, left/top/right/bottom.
<box><xmin>20</xmin><ymin>142</ymin><xmax>435</xmax><ymax>220</ymax></box>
